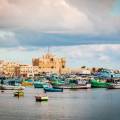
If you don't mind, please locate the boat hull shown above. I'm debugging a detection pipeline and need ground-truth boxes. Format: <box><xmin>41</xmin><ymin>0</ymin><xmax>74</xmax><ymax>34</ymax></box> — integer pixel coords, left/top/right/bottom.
<box><xmin>14</xmin><ymin>91</ymin><xmax>24</xmax><ymax>97</ymax></box>
<box><xmin>91</xmin><ymin>80</ymin><xmax>111</xmax><ymax>88</ymax></box>
<box><xmin>21</xmin><ymin>82</ymin><xmax>33</xmax><ymax>87</ymax></box>
<box><xmin>107</xmin><ymin>84</ymin><xmax>120</xmax><ymax>89</ymax></box>
<box><xmin>0</xmin><ymin>85</ymin><xmax>25</xmax><ymax>90</ymax></box>
<box><xmin>34</xmin><ymin>83</ymin><xmax>43</xmax><ymax>88</ymax></box>
<box><xmin>53</xmin><ymin>84</ymin><xmax>91</xmax><ymax>89</ymax></box>
<box><xmin>35</xmin><ymin>96</ymin><xmax>48</xmax><ymax>101</ymax></box>
<box><xmin>44</xmin><ymin>87</ymin><xmax>63</xmax><ymax>92</ymax></box>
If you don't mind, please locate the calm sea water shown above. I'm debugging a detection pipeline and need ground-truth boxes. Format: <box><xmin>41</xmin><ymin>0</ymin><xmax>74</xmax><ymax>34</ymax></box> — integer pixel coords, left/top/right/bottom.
<box><xmin>0</xmin><ymin>88</ymin><xmax>120</xmax><ymax>120</ymax></box>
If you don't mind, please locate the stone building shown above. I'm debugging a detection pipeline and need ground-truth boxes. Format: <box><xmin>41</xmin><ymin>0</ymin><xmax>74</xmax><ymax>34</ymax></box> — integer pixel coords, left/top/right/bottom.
<box><xmin>32</xmin><ymin>53</ymin><xmax>70</xmax><ymax>74</ymax></box>
<box><xmin>16</xmin><ymin>64</ymin><xmax>39</xmax><ymax>77</ymax></box>
<box><xmin>0</xmin><ymin>60</ymin><xmax>19</xmax><ymax>77</ymax></box>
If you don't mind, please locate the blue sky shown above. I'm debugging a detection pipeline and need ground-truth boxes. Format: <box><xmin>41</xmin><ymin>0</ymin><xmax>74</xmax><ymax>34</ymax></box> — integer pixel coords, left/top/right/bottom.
<box><xmin>0</xmin><ymin>0</ymin><xmax>120</xmax><ymax>69</ymax></box>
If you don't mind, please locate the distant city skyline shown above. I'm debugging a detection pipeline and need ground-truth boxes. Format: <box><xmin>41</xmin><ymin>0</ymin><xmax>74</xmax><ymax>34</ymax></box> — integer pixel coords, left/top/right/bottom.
<box><xmin>0</xmin><ymin>0</ymin><xmax>120</xmax><ymax>69</ymax></box>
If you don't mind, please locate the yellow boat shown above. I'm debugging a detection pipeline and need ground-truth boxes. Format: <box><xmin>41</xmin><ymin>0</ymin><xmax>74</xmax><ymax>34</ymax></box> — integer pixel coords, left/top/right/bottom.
<box><xmin>14</xmin><ymin>91</ymin><xmax>24</xmax><ymax>97</ymax></box>
<box><xmin>21</xmin><ymin>81</ymin><xmax>33</xmax><ymax>87</ymax></box>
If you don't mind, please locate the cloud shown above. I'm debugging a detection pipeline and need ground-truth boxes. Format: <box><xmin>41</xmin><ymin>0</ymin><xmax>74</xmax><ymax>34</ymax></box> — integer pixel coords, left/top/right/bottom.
<box><xmin>93</xmin><ymin>44</ymin><xmax>120</xmax><ymax>52</ymax></box>
<box><xmin>0</xmin><ymin>0</ymin><xmax>120</xmax><ymax>35</ymax></box>
<box><xmin>0</xmin><ymin>0</ymin><xmax>120</xmax><ymax>48</ymax></box>
<box><xmin>99</xmin><ymin>55</ymin><xmax>110</xmax><ymax>62</ymax></box>
<box><xmin>0</xmin><ymin>0</ymin><xmax>94</xmax><ymax>34</ymax></box>
<box><xmin>51</xmin><ymin>44</ymin><xmax>120</xmax><ymax>68</ymax></box>
<box><xmin>67</xmin><ymin>0</ymin><xmax>120</xmax><ymax>34</ymax></box>
<box><xmin>0</xmin><ymin>30</ymin><xmax>19</xmax><ymax>47</ymax></box>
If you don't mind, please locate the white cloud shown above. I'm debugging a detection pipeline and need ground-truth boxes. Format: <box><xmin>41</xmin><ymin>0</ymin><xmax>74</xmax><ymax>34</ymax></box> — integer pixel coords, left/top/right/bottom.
<box><xmin>93</xmin><ymin>44</ymin><xmax>120</xmax><ymax>52</ymax></box>
<box><xmin>53</xmin><ymin>45</ymin><xmax>120</xmax><ymax>68</ymax></box>
<box><xmin>52</xmin><ymin>45</ymin><xmax>92</xmax><ymax>59</ymax></box>
<box><xmin>16</xmin><ymin>46</ymin><xmax>27</xmax><ymax>51</ymax></box>
<box><xmin>110</xmin><ymin>45</ymin><xmax>120</xmax><ymax>51</ymax></box>
<box><xmin>0</xmin><ymin>31</ymin><xmax>14</xmax><ymax>39</ymax></box>
<box><xmin>0</xmin><ymin>0</ymin><xmax>94</xmax><ymax>34</ymax></box>
<box><xmin>1</xmin><ymin>0</ymin><xmax>119</xmax><ymax>35</ymax></box>
<box><xmin>0</xmin><ymin>30</ymin><xmax>19</xmax><ymax>47</ymax></box>
<box><xmin>99</xmin><ymin>55</ymin><xmax>110</xmax><ymax>62</ymax></box>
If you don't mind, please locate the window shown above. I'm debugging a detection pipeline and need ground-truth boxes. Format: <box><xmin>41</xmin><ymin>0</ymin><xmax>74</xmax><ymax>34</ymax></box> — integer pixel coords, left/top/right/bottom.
<box><xmin>50</xmin><ymin>58</ymin><xmax>53</xmax><ymax>61</ymax></box>
<box><xmin>62</xmin><ymin>65</ymin><xmax>65</xmax><ymax>68</ymax></box>
<box><xmin>51</xmin><ymin>66</ymin><xmax>54</xmax><ymax>69</ymax></box>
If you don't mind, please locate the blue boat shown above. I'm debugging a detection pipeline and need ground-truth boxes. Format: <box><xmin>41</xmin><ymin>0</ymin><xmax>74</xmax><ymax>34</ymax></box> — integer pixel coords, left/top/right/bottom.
<box><xmin>34</xmin><ymin>81</ymin><xmax>45</xmax><ymax>88</ymax></box>
<box><xmin>44</xmin><ymin>87</ymin><xmax>63</xmax><ymax>92</ymax></box>
<box><xmin>34</xmin><ymin>76</ymin><xmax>47</xmax><ymax>88</ymax></box>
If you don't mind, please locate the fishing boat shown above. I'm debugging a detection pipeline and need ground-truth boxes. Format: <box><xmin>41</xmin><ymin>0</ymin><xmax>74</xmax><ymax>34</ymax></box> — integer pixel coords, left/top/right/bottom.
<box><xmin>0</xmin><ymin>84</ymin><xmax>25</xmax><ymax>90</ymax></box>
<box><xmin>107</xmin><ymin>84</ymin><xmax>120</xmax><ymax>89</ymax></box>
<box><xmin>53</xmin><ymin>83</ymin><xmax>91</xmax><ymax>89</ymax></box>
<box><xmin>34</xmin><ymin>81</ymin><xmax>48</xmax><ymax>88</ymax></box>
<box><xmin>90</xmin><ymin>79</ymin><xmax>111</xmax><ymax>88</ymax></box>
<box><xmin>35</xmin><ymin>94</ymin><xmax>48</xmax><ymax>101</ymax></box>
<box><xmin>21</xmin><ymin>79</ymin><xmax>33</xmax><ymax>87</ymax></box>
<box><xmin>51</xmin><ymin>80</ymin><xmax>65</xmax><ymax>86</ymax></box>
<box><xmin>44</xmin><ymin>87</ymin><xmax>63</xmax><ymax>92</ymax></box>
<box><xmin>14</xmin><ymin>91</ymin><xmax>24</xmax><ymax>97</ymax></box>
<box><xmin>34</xmin><ymin>76</ymin><xmax>48</xmax><ymax>88</ymax></box>
<box><xmin>107</xmin><ymin>79</ymin><xmax>120</xmax><ymax>89</ymax></box>
<box><xmin>50</xmin><ymin>74</ymin><xmax>65</xmax><ymax>85</ymax></box>
<box><xmin>34</xmin><ymin>81</ymin><xmax>44</xmax><ymax>88</ymax></box>
<box><xmin>53</xmin><ymin>78</ymin><xmax>91</xmax><ymax>89</ymax></box>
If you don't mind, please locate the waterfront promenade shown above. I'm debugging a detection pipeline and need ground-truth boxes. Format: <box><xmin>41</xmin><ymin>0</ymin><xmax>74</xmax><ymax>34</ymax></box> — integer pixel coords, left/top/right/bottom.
<box><xmin>0</xmin><ymin>88</ymin><xmax>120</xmax><ymax>120</ymax></box>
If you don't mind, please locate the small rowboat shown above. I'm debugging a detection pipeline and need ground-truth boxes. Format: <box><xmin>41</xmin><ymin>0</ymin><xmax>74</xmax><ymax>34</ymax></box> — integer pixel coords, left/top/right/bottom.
<box><xmin>14</xmin><ymin>91</ymin><xmax>24</xmax><ymax>97</ymax></box>
<box><xmin>35</xmin><ymin>95</ymin><xmax>48</xmax><ymax>102</ymax></box>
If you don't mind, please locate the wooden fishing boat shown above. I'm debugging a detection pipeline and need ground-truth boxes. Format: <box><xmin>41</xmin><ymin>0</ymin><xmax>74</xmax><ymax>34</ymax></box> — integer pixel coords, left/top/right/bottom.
<box><xmin>107</xmin><ymin>80</ymin><xmax>120</xmax><ymax>89</ymax></box>
<box><xmin>53</xmin><ymin>78</ymin><xmax>91</xmax><ymax>89</ymax></box>
<box><xmin>21</xmin><ymin>81</ymin><xmax>33</xmax><ymax>87</ymax></box>
<box><xmin>14</xmin><ymin>91</ymin><xmax>24</xmax><ymax>97</ymax></box>
<box><xmin>53</xmin><ymin>83</ymin><xmax>91</xmax><ymax>89</ymax></box>
<box><xmin>0</xmin><ymin>84</ymin><xmax>25</xmax><ymax>90</ymax></box>
<box><xmin>34</xmin><ymin>76</ymin><xmax>47</xmax><ymax>88</ymax></box>
<box><xmin>21</xmin><ymin>79</ymin><xmax>33</xmax><ymax>87</ymax></box>
<box><xmin>34</xmin><ymin>81</ymin><xmax>46</xmax><ymax>88</ymax></box>
<box><xmin>107</xmin><ymin>84</ymin><xmax>120</xmax><ymax>89</ymax></box>
<box><xmin>44</xmin><ymin>87</ymin><xmax>63</xmax><ymax>92</ymax></box>
<box><xmin>35</xmin><ymin>95</ymin><xmax>48</xmax><ymax>102</ymax></box>
<box><xmin>90</xmin><ymin>79</ymin><xmax>111</xmax><ymax>88</ymax></box>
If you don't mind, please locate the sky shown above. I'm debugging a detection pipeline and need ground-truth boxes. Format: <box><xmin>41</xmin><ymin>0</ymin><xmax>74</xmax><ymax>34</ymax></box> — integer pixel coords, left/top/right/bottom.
<box><xmin>0</xmin><ymin>0</ymin><xmax>120</xmax><ymax>69</ymax></box>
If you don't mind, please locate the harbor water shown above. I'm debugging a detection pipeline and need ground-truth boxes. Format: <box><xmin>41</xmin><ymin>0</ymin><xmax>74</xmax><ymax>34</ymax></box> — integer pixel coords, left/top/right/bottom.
<box><xmin>0</xmin><ymin>88</ymin><xmax>120</xmax><ymax>120</ymax></box>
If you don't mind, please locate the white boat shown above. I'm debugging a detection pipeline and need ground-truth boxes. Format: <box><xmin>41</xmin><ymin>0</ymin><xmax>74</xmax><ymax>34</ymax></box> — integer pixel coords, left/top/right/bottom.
<box><xmin>107</xmin><ymin>80</ymin><xmax>120</xmax><ymax>89</ymax></box>
<box><xmin>53</xmin><ymin>77</ymin><xmax>91</xmax><ymax>89</ymax></box>
<box><xmin>0</xmin><ymin>84</ymin><xmax>25</xmax><ymax>90</ymax></box>
<box><xmin>53</xmin><ymin>83</ymin><xmax>91</xmax><ymax>89</ymax></box>
<box><xmin>107</xmin><ymin>83</ymin><xmax>120</xmax><ymax>89</ymax></box>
